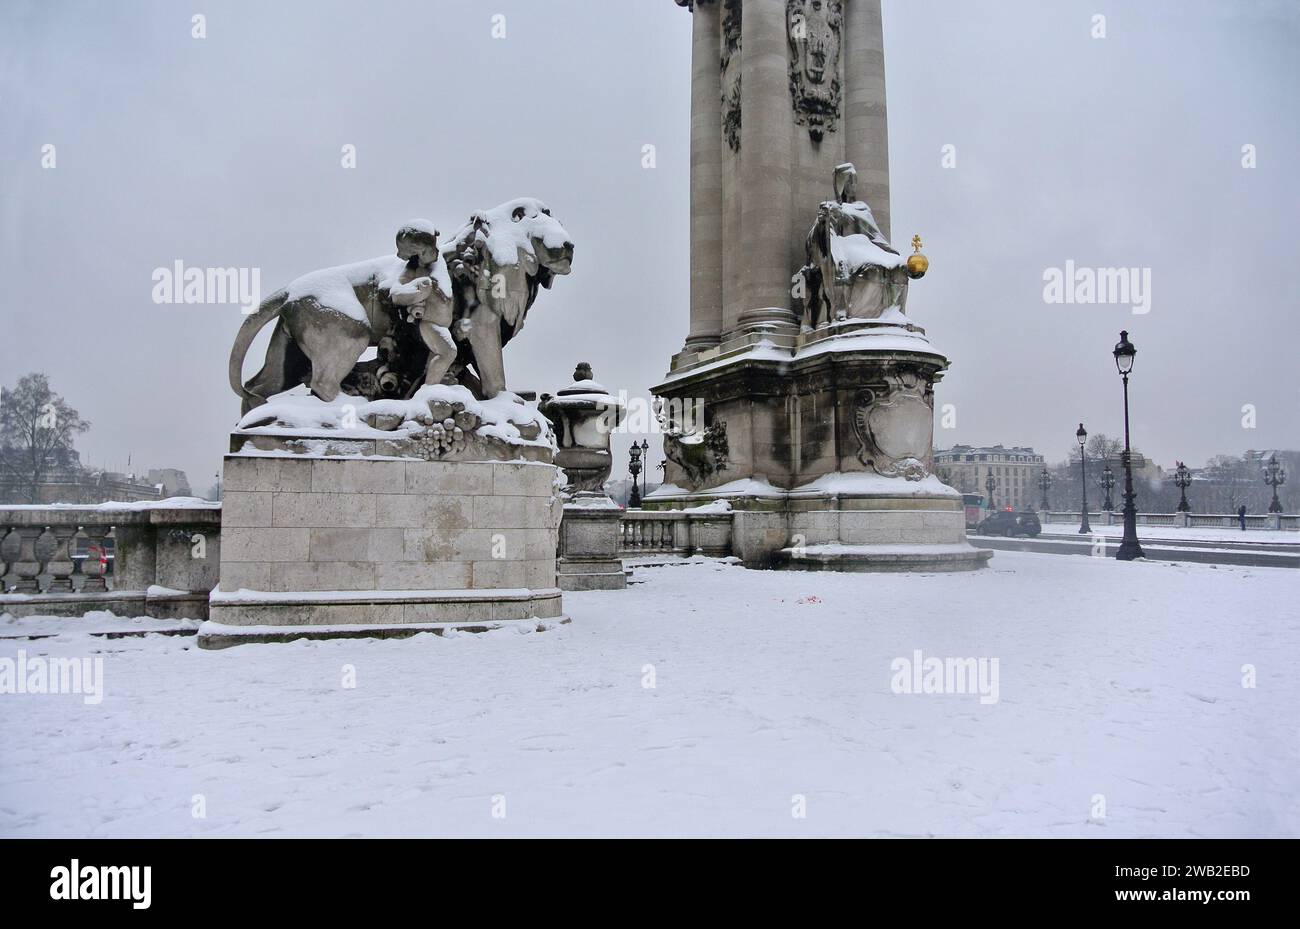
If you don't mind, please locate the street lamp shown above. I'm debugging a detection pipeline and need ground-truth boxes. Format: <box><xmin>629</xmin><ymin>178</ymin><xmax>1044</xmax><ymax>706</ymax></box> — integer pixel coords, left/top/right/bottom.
<box><xmin>1101</xmin><ymin>464</ymin><xmax>1116</xmax><ymax>512</ymax></box>
<box><xmin>985</xmin><ymin>471</ymin><xmax>997</xmax><ymax>510</ymax></box>
<box><xmin>1263</xmin><ymin>455</ymin><xmax>1287</xmax><ymax>514</ymax></box>
<box><xmin>1076</xmin><ymin>423</ymin><xmax>1091</xmax><ymax>534</ymax></box>
<box><xmin>1037</xmin><ymin>467</ymin><xmax>1053</xmax><ymax>511</ymax></box>
<box><xmin>1112</xmin><ymin>330</ymin><xmax>1144</xmax><ymax>560</ymax></box>
<box><xmin>1174</xmin><ymin>461</ymin><xmax>1192</xmax><ymax>513</ymax></box>
<box><xmin>628</xmin><ymin>442</ymin><xmax>644</xmax><ymax>508</ymax></box>
<box><xmin>637</xmin><ymin>438</ymin><xmax>650</xmax><ymax>501</ymax></box>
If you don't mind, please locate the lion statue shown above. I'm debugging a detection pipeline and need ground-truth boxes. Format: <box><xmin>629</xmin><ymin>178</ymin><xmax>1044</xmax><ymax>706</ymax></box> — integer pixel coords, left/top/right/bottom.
<box><xmin>228</xmin><ymin>200</ymin><xmax>573</xmax><ymax>413</ymax></box>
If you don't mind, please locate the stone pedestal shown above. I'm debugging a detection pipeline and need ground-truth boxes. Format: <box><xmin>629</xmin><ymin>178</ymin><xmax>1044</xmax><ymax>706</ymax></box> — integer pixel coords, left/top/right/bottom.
<box><xmin>201</xmin><ymin>387</ymin><xmax>566</xmax><ymax>648</ymax></box>
<box><xmin>557</xmin><ymin>495</ymin><xmax>627</xmax><ymax>591</ymax></box>
<box><xmin>650</xmin><ymin>323</ymin><xmax>991</xmax><ymax>572</ymax></box>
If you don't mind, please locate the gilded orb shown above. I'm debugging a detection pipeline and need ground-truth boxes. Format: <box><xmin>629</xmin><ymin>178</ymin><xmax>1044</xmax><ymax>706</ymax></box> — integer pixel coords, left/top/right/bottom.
<box><xmin>906</xmin><ymin>233</ymin><xmax>929</xmax><ymax>279</ymax></box>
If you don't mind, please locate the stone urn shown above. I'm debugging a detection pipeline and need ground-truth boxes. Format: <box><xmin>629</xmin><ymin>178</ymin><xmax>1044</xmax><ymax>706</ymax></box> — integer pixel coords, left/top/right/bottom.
<box><xmin>539</xmin><ymin>363</ymin><xmax>624</xmax><ymax>497</ymax></box>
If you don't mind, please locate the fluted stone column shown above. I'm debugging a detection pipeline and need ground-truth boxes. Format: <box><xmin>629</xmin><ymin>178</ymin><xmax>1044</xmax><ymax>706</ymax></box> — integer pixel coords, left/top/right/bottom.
<box><xmin>843</xmin><ymin>0</ymin><xmax>890</xmax><ymax>239</ymax></box>
<box><xmin>684</xmin><ymin>0</ymin><xmax>724</xmax><ymax>353</ymax></box>
<box><xmin>732</xmin><ymin>0</ymin><xmax>796</xmax><ymax>333</ymax></box>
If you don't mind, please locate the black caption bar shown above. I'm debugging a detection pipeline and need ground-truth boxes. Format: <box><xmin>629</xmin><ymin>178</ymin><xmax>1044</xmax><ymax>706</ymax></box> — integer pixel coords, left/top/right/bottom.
<box><xmin>0</xmin><ymin>838</ymin><xmax>1286</xmax><ymax>916</ymax></box>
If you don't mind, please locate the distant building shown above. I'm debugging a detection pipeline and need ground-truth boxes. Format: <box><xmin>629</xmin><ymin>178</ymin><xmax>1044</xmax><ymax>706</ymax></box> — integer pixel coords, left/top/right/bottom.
<box><xmin>933</xmin><ymin>445</ymin><xmax>1045</xmax><ymax>511</ymax></box>
<box><xmin>147</xmin><ymin>468</ymin><xmax>192</xmax><ymax>498</ymax></box>
<box><xmin>0</xmin><ymin>448</ymin><xmax>188</xmax><ymax>505</ymax></box>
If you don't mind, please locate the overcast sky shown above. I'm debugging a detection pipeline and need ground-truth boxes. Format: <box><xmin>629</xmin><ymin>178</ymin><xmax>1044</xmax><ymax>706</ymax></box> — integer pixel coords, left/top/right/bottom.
<box><xmin>2</xmin><ymin>0</ymin><xmax>1296</xmax><ymax>492</ymax></box>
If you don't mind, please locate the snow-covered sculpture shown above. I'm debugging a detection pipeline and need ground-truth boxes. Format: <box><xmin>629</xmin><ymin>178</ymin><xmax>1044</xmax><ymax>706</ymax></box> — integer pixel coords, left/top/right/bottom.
<box><xmin>795</xmin><ymin>163</ymin><xmax>922</xmax><ymax>330</ymax></box>
<box><xmin>228</xmin><ymin>200</ymin><xmax>573</xmax><ymax>413</ymax></box>
<box><xmin>442</xmin><ymin>199</ymin><xmax>574</xmax><ymax>399</ymax></box>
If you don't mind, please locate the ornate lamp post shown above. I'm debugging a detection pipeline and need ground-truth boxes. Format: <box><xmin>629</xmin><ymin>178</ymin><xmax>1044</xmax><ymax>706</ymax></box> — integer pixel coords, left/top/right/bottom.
<box><xmin>1174</xmin><ymin>461</ymin><xmax>1192</xmax><ymax>512</ymax></box>
<box><xmin>628</xmin><ymin>442</ymin><xmax>644</xmax><ymax>508</ymax></box>
<box><xmin>1037</xmin><ymin>468</ymin><xmax>1053</xmax><ymax>511</ymax></box>
<box><xmin>637</xmin><ymin>438</ymin><xmax>650</xmax><ymax>501</ymax></box>
<box><xmin>1076</xmin><ymin>423</ymin><xmax>1091</xmax><ymax>534</ymax></box>
<box><xmin>1101</xmin><ymin>464</ymin><xmax>1116</xmax><ymax>512</ymax></box>
<box><xmin>985</xmin><ymin>471</ymin><xmax>997</xmax><ymax>511</ymax></box>
<box><xmin>1263</xmin><ymin>455</ymin><xmax>1287</xmax><ymax>514</ymax></box>
<box><xmin>1112</xmin><ymin>331</ymin><xmax>1144</xmax><ymax>560</ymax></box>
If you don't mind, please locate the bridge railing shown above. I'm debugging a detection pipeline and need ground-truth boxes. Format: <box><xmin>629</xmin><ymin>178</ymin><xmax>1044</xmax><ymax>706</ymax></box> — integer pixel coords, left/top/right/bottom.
<box><xmin>0</xmin><ymin>500</ymin><xmax>221</xmax><ymax>619</ymax></box>
<box><xmin>1040</xmin><ymin>510</ymin><xmax>1296</xmax><ymax>531</ymax></box>
<box><xmin>618</xmin><ymin>509</ymin><xmax>734</xmax><ymax>557</ymax></box>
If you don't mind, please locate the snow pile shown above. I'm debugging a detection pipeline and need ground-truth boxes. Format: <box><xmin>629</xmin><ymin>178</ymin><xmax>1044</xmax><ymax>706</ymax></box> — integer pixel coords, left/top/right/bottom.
<box><xmin>647</xmin><ymin>477</ymin><xmax>786</xmax><ymax>500</ymax></box>
<box><xmin>237</xmin><ymin>386</ymin><xmax>554</xmax><ymax>450</ymax></box>
<box><xmin>285</xmin><ymin>257</ymin><xmax>402</xmax><ymax>324</ymax></box>
<box><xmin>792</xmin><ymin>472</ymin><xmax>960</xmax><ymax>498</ymax></box>
<box><xmin>647</xmin><ymin>499</ymin><xmax>733</xmax><ymax>514</ymax></box>
<box><xmin>283</xmin><ymin>251</ymin><xmax>453</xmax><ymax>324</ymax></box>
<box><xmin>829</xmin><ymin>201</ymin><xmax>906</xmax><ymax>273</ymax></box>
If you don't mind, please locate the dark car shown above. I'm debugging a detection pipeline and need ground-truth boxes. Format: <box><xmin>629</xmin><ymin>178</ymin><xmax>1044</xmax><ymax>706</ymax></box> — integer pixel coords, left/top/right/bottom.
<box><xmin>976</xmin><ymin>510</ymin><xmax>1041</xmax><ymax>537</ymax></box>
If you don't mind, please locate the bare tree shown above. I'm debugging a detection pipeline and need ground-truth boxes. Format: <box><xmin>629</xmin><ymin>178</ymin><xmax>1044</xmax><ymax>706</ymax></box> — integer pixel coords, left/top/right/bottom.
<box><xmin>0</xmin><ymin>373</ymin><xmax>91</xmax><ymax>504</ymax></box>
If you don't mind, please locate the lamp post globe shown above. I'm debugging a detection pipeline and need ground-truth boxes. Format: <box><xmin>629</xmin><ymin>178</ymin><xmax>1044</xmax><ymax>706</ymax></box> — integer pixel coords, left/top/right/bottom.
<box><xmin>1113</xmin><ymin>331</ymin><xmax>1145</xmax><ymax>560</ymax></box>
<box><xmin>1077</xmin><ymin>423</ymin><xmax>1091</xmax><ymax>534</ymax></box>
<box><xmin>1174</xmin><ymin>460</ymin><xmax>1192</xmax><ymax>513</ymax></box>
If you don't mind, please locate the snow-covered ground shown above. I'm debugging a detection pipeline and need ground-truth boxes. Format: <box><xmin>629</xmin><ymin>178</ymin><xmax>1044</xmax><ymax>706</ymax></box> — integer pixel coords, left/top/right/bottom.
<box><xmin>1</xmin><ymin>551</ymin><xmax>1296</xmax><ymax>837</ymax></box>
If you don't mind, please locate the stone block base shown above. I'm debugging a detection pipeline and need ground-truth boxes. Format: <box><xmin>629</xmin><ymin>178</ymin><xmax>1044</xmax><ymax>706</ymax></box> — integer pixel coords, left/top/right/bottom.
<box><xmin>647</xmin><ymin>482</ymin><xmax>992</xmax><ymax>572</ymax></box>
<box><xmin>556</xmin><ymin>499</ymin><xmax>626</xmax><ymax>591</ymax></box>
<box><xmin>781</xmin><ymin>497</ymin><xmax>991</xmax><ymax>572</ymax></box>
<box><xmin>776</xmin><ymin>543</ymin><xmax>993</xmax><ymax>572</ymax></box>
<box><xmin>0</xmin><ymin>588</ymin><xmax>210</xmax><ymax>620</ymax></box>
<box><xmin>557</xmin><ymin>558</ymin><xmax>628</xmax><ymax>591</ymax></box>
<box><xmin>210</xmin><ymin>448</ymin><xmax>565</xmax><ymax>647</ymax></box>
<box><xmin>202</xmin><ymin>587</ymin><xmax>564</xmax><ymax>648</ymax></box>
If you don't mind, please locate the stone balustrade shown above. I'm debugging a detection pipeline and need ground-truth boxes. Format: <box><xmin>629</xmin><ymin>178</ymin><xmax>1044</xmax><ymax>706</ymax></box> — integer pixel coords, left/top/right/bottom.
<box><xmin>1039</xmin><ymin>511</ymin><xmax>1296</xmax><ymax>531</ymax></box>
<box><xmin>618</xmin><ymin>509</ymin><xmax>734</xmax><ymax>557</ymax></box>
<box><xmin>0</xmin><ymin>501</ymin><xmax>221</xmax><ymax>619</ymax></box>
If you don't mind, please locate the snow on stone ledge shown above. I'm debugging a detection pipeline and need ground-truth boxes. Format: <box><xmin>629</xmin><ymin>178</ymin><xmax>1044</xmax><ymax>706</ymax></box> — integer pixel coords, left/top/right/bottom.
<box><xmin>0</xmin><ymin>611</ymin><xmax>201</xmax><ymax>638</ymax></box>
<box><xmin>236</xmin><ymin>385</ymin><xmax>554</xmax><ymax>449</ymax></box>
<box><xmin>791</xmin><ymin>472</ymin><xmax>960</xmax><ymax>498</ymax></box>
<box><xmin>0</xmin><ymin>496</ymin><xmax>219</xmax><ymax>512</ymax></box>
<box><xmin>563</xmin><ymin>494</ymin><xmax>623</xmax><ymax>510</ymax></box>
<box><xmin>647</xmin><ymin>477</ymin><xmax>787</xmax><ymax>500</ymax></box>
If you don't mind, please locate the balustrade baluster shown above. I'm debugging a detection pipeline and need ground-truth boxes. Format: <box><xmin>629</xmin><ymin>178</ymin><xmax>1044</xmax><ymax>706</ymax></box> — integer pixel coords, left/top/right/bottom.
<box><xmin>45</xmin><ymin>525</ymin><xmax>77</xmax><ymax>593</ymax></box>
<box><xmin>12</xmin><ymin>526</ymin><xmax>46</xmax><ymax>593</ymax></box>
<box><xmin>80</xmin><ymin>525</ymin><xmax>111</xmax><ymax>592</ymax></box>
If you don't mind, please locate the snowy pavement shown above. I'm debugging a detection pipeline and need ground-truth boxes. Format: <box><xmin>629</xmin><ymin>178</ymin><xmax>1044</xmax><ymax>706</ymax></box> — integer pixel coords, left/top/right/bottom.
<box><xmin>1040</xmin><ymin>524</ymin><xmax>1299</xmax><ymax>545</ymax></box>
<box><xmin>1</xmin><ymin>551</ymin><xmax>1297</xmax><ymax>837</ymax></box>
